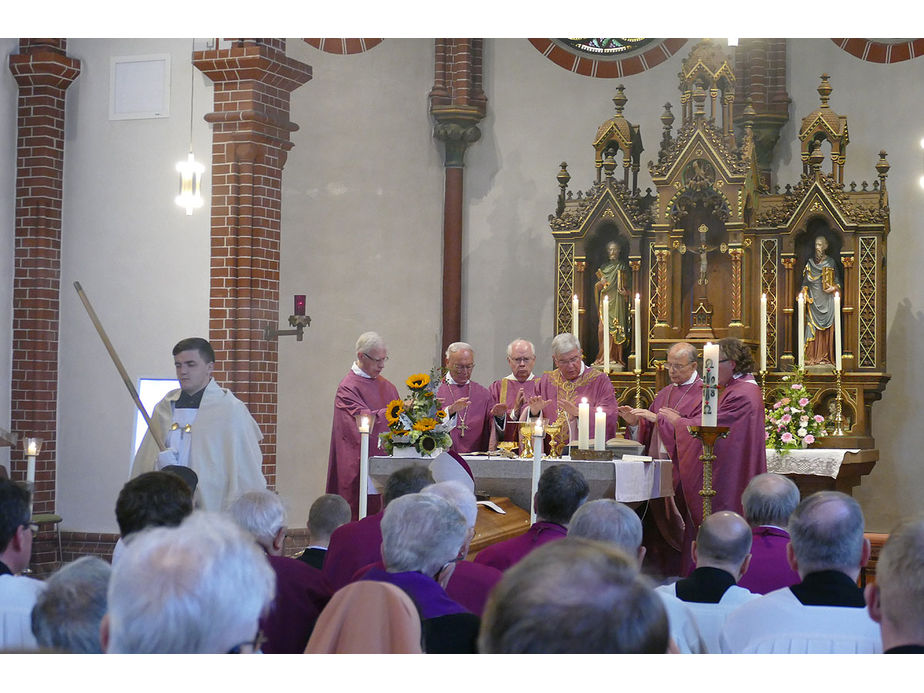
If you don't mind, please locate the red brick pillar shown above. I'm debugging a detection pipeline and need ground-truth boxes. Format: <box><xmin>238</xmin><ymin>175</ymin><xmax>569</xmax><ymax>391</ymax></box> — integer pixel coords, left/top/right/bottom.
<box><xmin>193</xmin><ymin>40</ymin><xmax>312</xmax><ymax>489</ymax></box>
<box><xmin>8</xmin><ymin>40</ymin><xmax>80</xmax><ymax>567</ymax></box>
<box><xmin>429</xmin><ymin>39</ymin><xmax>487</xmax><ymax>355</ymax></box>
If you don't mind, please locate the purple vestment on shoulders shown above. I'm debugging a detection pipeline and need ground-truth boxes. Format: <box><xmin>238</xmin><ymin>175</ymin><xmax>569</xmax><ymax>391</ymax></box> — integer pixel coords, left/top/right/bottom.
<box><xmin>472</xmin><ymin>521</ymin><xmax>567</xmax><ymax>572</ymax></box>
<box><xmin>737</xmin><ymin>526</ymin><xmax>801</xmax><ymax>595</ymax></box>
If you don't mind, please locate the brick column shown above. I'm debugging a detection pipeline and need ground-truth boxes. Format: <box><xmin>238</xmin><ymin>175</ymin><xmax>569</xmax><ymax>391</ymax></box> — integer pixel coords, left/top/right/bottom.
<box><xmin>429</xmin><ymin>39</ymin><xmax>487</xmax><ymax>353</ymax></box>
<box><xmin>8</xmin><ymin>40</ymin><xmax>80</xmax><ymax>567</ymax></box>
<box><xmin>193</xmin><ymin>40</ymin><xmax>312</xmax><ymax>489</ymax></box>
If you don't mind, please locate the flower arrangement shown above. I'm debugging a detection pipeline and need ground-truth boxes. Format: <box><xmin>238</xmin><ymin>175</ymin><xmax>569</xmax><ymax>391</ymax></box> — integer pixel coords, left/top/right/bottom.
<box><xmin>765</xmin><ymin>368</ymin><xmax>827</xmax><ymax>454</ymax></box>
<box><xmin>380</xmin><ymin>367</ymin><xmax>453</xmax><ymax>456</ymax></box>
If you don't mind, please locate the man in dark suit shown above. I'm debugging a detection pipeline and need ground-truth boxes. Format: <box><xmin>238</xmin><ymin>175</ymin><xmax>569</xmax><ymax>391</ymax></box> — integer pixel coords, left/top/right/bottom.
<box><xmin>297</xmin><ymin>494</ymin><xmax>351</xmax><ymax>570</ymax></box>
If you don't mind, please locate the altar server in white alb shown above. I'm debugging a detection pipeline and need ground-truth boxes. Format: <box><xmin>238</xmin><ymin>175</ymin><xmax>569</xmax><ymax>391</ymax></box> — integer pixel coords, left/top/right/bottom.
<box><xmin>131</xmin><ymin>337</ymin><xmax>266</xmax><ymax>511</ymax></box>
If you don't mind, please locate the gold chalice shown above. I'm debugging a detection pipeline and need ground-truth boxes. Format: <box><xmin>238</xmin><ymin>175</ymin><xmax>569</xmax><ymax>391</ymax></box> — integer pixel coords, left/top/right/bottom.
<box><xmin>545</xmin><ymin>421</ymin><xmax>565</xmax><ymax>458</ymax></box>
<box><xmin>519</xmin><ymin>423</ymin><xmax>535</xmax><ymax>458</ymax></box>
<box><xmin>498</xmin><ymin>441</ymin><xmax>518</xmax><ymax>458</ymax></box>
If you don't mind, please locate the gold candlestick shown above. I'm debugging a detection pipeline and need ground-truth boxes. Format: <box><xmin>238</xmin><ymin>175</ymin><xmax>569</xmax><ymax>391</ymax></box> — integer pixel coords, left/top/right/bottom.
<box><xmin>759</xmin><ymin>369</ymin><xmax>767</xmax><ymax>406</ymax></box>
<box><xmin>687</xmin><ymin>425</ymin><xmax>730</xmax><ymax>518</ymax></box>
<box><xmin>634</xmin><ymin>369</ymin><xmax>642</xmax><ymax>408</ymax></box>
<box><xmin>834</xmin><ymin>369</ymin><xmax>845</xmax><ymax>436</ymax></box>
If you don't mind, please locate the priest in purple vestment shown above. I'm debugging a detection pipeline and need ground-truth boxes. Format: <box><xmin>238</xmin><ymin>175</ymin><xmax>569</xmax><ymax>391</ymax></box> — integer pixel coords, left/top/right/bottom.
<box><xmin>619</xmin><ymin>342</ymin><xmax>703</xmax><ymax>580</ymax></box>
<box><xmin>666</xmin><ymin>338</ymin><xmax>768</xmax><ymax>575</ymax></box>
<box><xmin>488</xmin><ymin>339</ymin><xmax>540</xmax><ymax>445</ymax></box>
<box><xmin>523</xmin><ymin>333</ymin><xmax>620</xmax><ymax>443</ymax></box>
<box><xmin>326</xmin><ymin>332</ymin><xmax>400</xmax><ymax>520</ymax></box>
<box><xmin>437</xmin><ymin>342</ymin><xmax>506</xmax><ymax>454</ymax></box>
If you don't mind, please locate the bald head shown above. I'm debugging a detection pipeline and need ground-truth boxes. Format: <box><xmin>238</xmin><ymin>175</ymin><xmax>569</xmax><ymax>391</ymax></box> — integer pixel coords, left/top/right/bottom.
<box><xmin>694</xmin><ymin>511</ymin><xmax>753</xmax><ymax>579</ymax></box>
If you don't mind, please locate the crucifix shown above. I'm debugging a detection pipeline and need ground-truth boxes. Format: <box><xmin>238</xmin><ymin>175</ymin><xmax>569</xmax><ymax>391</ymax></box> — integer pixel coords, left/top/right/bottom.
<box><xmin>679</xmin><ymin>224</ymin><xmax>727</xmax><ymax>337</ymax></box>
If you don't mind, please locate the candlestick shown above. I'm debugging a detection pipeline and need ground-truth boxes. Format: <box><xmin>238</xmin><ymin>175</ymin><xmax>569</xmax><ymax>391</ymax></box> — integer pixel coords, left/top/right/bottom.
<box><xmin>834</xmin><ymin>291</ymin><xmax>842</xmax><ymax>371</ymax></box>
<box><xmin>634</xmin><ymin>293</ymin><xmax>642</xmax><ymax>370</ymax></box>
<box><xmin>594</xmin><ymin>407</ymin><xmax>606</xmax><ymax>451</ymax></box>
<box><xmin>23</xmin><ymin>437</ymin><xmax>42</xmax><ymax>486</ymax></box>
<box><xmin>797</xmin><ymin>292</ymin><xmax>805</xmax><ymax>369</ymax></box>
<box><xmin>530</xmin><ymin>424</ymin><xmax>544</xmax><ymax>524</ymax></box>
<box><xmin>834</xmin><ymin>368</ymin><xmax>845</xmax><ymax>436</ymax></box>
<box><xmin>687</xmin><ymin>425</ymin><xmax>730</xmax><ymax>518</ymax></box>
<box><xmin>572</xmin><ymin>294</ymin><xmax>579</xmax><ymax>339</ymax></box>
<box><xmin>358</xmin><ymin>417</ymin><xmax>370</xmax><ymax>519</ymax></box>
<box><xmin>759</xmin><ymin>293</ymin><xmax>767</xmax><ymax>372</ymax></box>
<box><xmin>602</xmin><ymin>294</ymin><xmax>610</xmax><ymax>374</ymax></box>
<box><xmin>578</xmin><ymin>398</ymin><xmax>590</xmax><ymax>450</ymax></box>
<box><xmin>702</xmin><ymin>342</ymin><xmax>719</xmax><ymax>426</ymax></box>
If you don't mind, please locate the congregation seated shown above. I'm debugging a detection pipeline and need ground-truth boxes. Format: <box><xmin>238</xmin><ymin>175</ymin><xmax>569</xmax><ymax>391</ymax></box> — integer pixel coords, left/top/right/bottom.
<box><xmin>657</xmin><ymin>511</ymin><xmax>759</xmax><ymax>652</ymax></box>
<box><xmin>0</xmin><ymin>478</ymin><xmax>44</xmax><ymax>651</ymax></box>
<box><xmin>362</xmin><ymin>493</ymin><xmax>480</xmax><ymax>653</ymax></box>
<box><xmin>102</xmin><ymin>511</ymin><xmax>275</xmax><ymax>653</ymax></box>
<box><xmin>228</xmin><ymin>490</ymin><xmax>332</xmax><ymax>654</ymax></box>
<box><xmin>322</xmin><ymin>466</ymin><xmax>434</xmax><ymax>592</ymax></box>
<box><xmin>297</xmin><ymin>493</ymin><xmax>351</xmax><ymax>570</ymax></box>
<box><xmin>474</xmin><ymin>463</ymin><xmax>588</xmax><ymax>572</ymax></box>
<box><xmin>720</xmin><ymin>491</ymin><xmax>881</xmax><ymax>653</ymax></box>
<box><xmin>568</xmin><ymin>498</ymin><xmax>706</xmax><ymax>653</ymax></box>
<box><xmin>30</xmin><ymin>556</ymin><xmax>111</xmax><ymax>653</ymax></box>
<box><xmin>479</xmin><ymin>538</ymin><xmax>671</xmax><ymax>653</ymax></box>
<box><xmin>737</xmin><ymin>473</ymin><xmax>802</xmax><ymax>594</ymax></box>
<box><xmin>305</xmin><ymin>581</ymin><xmax>423</xmax><ymax>654</ymax></box>
<box><xmin>865</xmin><ymin>515</ymin><xmax>924</xmax><ymax>653</ymax></box>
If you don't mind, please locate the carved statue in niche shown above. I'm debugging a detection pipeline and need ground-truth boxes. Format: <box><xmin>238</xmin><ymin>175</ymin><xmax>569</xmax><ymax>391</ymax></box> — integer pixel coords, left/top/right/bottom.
<box><xmin>593</xmin><ymin>239</ymin><xmax>630</xmax><ymax>368</ymax></box>
<box><xmin>800</xmin><ymin>234</ymin><xmax>842</xmax><ymax>366</ymax></box>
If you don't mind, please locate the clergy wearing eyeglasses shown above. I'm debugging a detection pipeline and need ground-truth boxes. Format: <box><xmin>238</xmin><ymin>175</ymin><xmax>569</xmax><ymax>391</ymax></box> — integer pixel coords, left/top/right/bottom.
<box><xmin>326</xmin><ymin>331</ymin><xmax>400</xmax><ymax>520</ymax></box>
<box><xmin>489</xmin><ymin>339</ymin><xmax>541</xmax><ymax>445</ymax></box>
<box><xmin>437</xmin><ymin>342</ymin><xmax>507</xmax><ymax>454</ymax></box>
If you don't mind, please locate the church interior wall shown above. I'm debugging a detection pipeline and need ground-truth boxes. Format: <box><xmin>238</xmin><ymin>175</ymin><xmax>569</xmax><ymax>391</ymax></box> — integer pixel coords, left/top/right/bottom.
<box><xmin>3</xmin><ymin>38</ymin><xmax>922</xmax><ymax>535</ymax></box>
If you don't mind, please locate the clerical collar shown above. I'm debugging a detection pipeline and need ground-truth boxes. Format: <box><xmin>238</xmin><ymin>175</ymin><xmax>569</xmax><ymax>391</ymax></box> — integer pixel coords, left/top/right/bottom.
<box><xmin>505</xmin><ymin>373</ymin><xmax>535</xmax><ymax>381</ymax></box>
<box><xmin>675</xmin><ymin>371</ymin><xmax>699</xmax><ymax>387</ymax></box>
<box><xmin>352</xmin><ymin>362</ymin><xmax>373</xmax><ymax>379</ymax></box>
<box><xmin>446</xmin><ymin>375</ymin><xmax>469</xmax><ymax>386</ymax></box>
<box><xmin>176</xmin><ymin>382</ymin><xmax>209</xmax><ymax>409</ymax></box>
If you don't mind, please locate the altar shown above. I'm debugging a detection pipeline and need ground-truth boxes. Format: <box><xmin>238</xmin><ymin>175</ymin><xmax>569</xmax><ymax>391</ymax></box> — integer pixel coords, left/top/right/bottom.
<box><xmin>768</xmin><ymin>446</ymin><xmax>878</xmax><ymax>497</ymax></box>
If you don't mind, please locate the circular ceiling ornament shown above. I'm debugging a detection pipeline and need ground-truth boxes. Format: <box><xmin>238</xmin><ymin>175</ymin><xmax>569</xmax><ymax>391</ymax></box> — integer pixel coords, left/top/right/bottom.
<box><xmin>832</xmin><ymin>38</ymin><xmax>924</xmax><ymax>63</ymax></box>
<box><xmin>530</xmin><ymin>38</ymin><xmax>688</xmax><ymax>78</ymax></box>
<box><xmin>303</xmin><ymin>39</ymin><xmax>383</xmax><ymax>55</ymax></box>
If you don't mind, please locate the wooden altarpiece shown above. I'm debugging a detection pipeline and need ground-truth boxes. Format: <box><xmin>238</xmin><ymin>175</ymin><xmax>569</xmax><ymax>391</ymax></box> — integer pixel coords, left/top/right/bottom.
<box><xmin>549</xmin><ymin>40</ymin><xmax>890</xmax><ymax>492</ymax></box>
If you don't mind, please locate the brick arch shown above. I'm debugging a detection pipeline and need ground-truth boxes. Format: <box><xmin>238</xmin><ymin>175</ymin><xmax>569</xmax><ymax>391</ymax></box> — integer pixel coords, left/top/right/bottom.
<box><xmin>303</xmin><ymin>38</ymin><xmax>383</xmax><ymax>54</ymax></box>
<box><xmin>529</xmin><ymin>38</ymin><xmax>688</xmax><ymax>78</ymax></box>
<box><xmin>832</xmin><ymin>38</ymin><xmax>924</xmax><ymax>63</ymax></box>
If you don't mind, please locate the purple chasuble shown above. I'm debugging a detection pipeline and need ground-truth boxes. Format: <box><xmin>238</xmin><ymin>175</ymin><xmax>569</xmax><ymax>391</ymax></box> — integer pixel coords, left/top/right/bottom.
<box><xmin>737</xmin><ymin>526</ymin><xmax>801</xmax><ymax>595</ymax></box>
<box><xmin>472</xmin><ymin>521</ymin><xmax>567</xmax><ymax>572</ymax></box>
<box><xmin>489</xmin><ymin>378</ymin><xmax>539</xmax><ymax>443</ymax></box>
<box><xmin>632</xmin><ymin>376</ymin><xmax>703</xmax><ymax>461</ymax></box>
<box><xmin>437</xmin><ymin>379</ymin><xmax>494</xmax><ymax>453</ymax></box>
<box><xmin>533</xmin><ymin>369</ymin><xmax>620</xmax><ymax>441</ymax></box>
<box><xmin>327</xmin><ymin>370</ymin><xmax>399</xmax><ymax>520</ymax></box>
<box><xmin>362</xmin><ymin>567</ymin><xmax>469</xmax><ymax>619</ymax></box>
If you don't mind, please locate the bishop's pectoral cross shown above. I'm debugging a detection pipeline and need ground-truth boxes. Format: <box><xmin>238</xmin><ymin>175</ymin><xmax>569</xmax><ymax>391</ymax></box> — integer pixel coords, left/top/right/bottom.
<box><xmin>457</xmin><ymin>419</ymin><xmax>469</xmax><ymax>437</ymax></box>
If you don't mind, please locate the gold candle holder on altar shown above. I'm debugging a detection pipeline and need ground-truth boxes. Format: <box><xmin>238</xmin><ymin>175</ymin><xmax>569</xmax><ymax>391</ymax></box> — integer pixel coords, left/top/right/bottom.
<box><xmin>687</xmin><ymin>425</ymin><xmax>730</xmax><ymax>518</ymax></box>
<box><xmin>759</xmin><ymin>370</ymin><xmax>767</xmax><ymax>405</ymax></box>
<box><xmin>634</xmin><ymin>369</ymin><xmax>642</xmax><ymax>408</ymax></box>
<box><xmin>833</xmin><ymin>369</ymin><xmax>845</xmax><ymax>436</ymax></box>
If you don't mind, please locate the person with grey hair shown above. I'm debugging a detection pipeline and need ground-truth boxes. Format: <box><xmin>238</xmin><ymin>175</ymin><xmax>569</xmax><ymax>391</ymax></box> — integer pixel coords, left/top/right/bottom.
<box><xmin>30</xmin><ymin>556</ymin><xmax>111</xmax><ymax>653</ymax></box>
<box><xmin>327</xmin><ymin>330</ymin><xmax>400</xmax><ymax>520</ymax></box>
<box><xmin>422</xmin><ymin>481</ymin><xmax>503</xmax><ymax>616</ymax></box>
<box><xmin>0</xmin><ymin>478</ymin><xmax>44</xmax><ymax>651</ymax></box>
<box><xmin>568</xmin><ymin>499</ymin><xmax>707</xmax><ymax>653</ymax></box>
<box><xmin>102</xmin><ymin>511</ymin><xmax>275</xmax><ymax>653</ymax></box>
<box><xmin>720</xmin><ymin>491</ymin><xmax>880</xmax><ymax>653</ymax></box>
<box><xmin>479</xmin><ymin>538</ymin><xmax>671</xmax><ymax>654</ymax></box>
<box><xmin>738</xmin><ymin>473</ymin><xmax>802</xmax><ymax>594</ymax></box>
<box><xmin>489</xmin><ymin>339</ymin><xmax>540</xmax><ymax>445</ymax></box>
<box><xmin>438</xmin><ymin>342</ymin><xmax>505</xmax><ymax>453</ymax></box>
<box><xmin>363</xmin><ymin>492</ymin><xmax>480</xmax><ymax>653</ymax></box>
<box><xmin>227</xmin><ymin>490</ymin><xmax>331</xmax><ymax>653</ymax></box>
<box><xmin>524</xmin><ymin>332</ymin><xmax>620</xmax><ymax>446</ymax></box>
<box><xmin>297</xmin><ymin>493</ymin><xmax>351</xmax><ymax>570</ymax></box>
<box><xmin>866</xmin><ymin>516</ymin><xmax>924</xmax><ymax>653</ymax></box>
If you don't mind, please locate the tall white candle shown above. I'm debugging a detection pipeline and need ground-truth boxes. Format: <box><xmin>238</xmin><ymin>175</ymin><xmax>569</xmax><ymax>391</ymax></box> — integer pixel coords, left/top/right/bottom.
<box><xmin>572</xmin><ymin>294</ymin><xmax>579</xmax><ymax>339</ymax></box>
<box><xmin>358</xmin><ymin>416</ymin><xmax>370</xmax><ymax>519</ymax></box>
<box><xmin>602</xmin><ymin>293</ymin><xmax>610</xmax><ymax>374</ymax></box>
<box><xmin>578</xmin><ymin>397</ymin><xmax>590</xmax><ymax>450</ymax></box>
<box><xmin>634</xmin><ymin>293</ymin><xmax>642</xmax><ymax>370</ymax></box>
<box><xmin>594</xmin><ymin>407</ymin><xmax>606</xmax><ymax>451</ymax></box>
<box><xmin>26</xmin><ymin>454</ymin><xmax>36</xmax><ymax>486</ymax></box>
<box><xmin>530</xmin><ymin>422</ymin><xmax>543</xmax><ymax>524</ymax></box>
<box><xmin>702</xmin><ymin>342</ymin><xmax>719</xmax><ymax>426</ymax></box>
<box><xmin>797</xmin><ymin>292</ymin><xmax>805</xmax><ymax>369</ymax></box>
<box><xmin>759</xmin><ymin>293</ymin><xmax>767</xmax><ymax>372</ymax></box>
<box><xmin>834</xmin><ymin>291</ymin><xmax>842</xmax><ymax>371</ymax></box>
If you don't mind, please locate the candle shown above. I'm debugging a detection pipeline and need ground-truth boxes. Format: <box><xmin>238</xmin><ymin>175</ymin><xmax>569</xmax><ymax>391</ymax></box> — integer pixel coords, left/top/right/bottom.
<box><xmin>797</xmin><ymin>292</ymin><xmax>805</xmax><ymax>369</ymax></box>
<box><xmin>634</xmin><ymin>293</ymin><xmax>642</xmax><ymax>370</ymax></box>
<box><xmin>759</xmin><ymin>293</ymin><xmax>767</xmax><ymax>372</ymax></box>
<box><xmin>294</xmin><ymin>294</ymin><xmax>306</xmax><ymax>316</ymax></box>
<box><xmin>602</xmin><ymin>293</ymin><xmax>610</xmax><ymax>374</ymax></box>
<box><xmin>594</xmin><ymin>407</ymin><xmax>606</xmax><ymax>451</ymax></box>
<box><xmin>702</xmin><ymin>342</ymin><xmax>719</xmax><ymax>426</ymax></box>
<box><xmin>834</xmin><ymin>291</ymin><xmax>842</xmax><ymax>371</ymax></box>
<box><xmin>530</xmin><ymin>423</ymin><xmax>544</xmax><ymax>524</ymax></box>
<box><xmin>572</xmin><ymin>294</ymin><xmax>579</xmax><ymax>339</ymax></box>
<box><xmin>578</xmin><ymin>397</ymin><xmax>590</xmax><ymax>450</ymax></box>
<box><xmin>358</xmin><ymin>417</ymin><xmax>370</xmax><ymax>519</ymax></box>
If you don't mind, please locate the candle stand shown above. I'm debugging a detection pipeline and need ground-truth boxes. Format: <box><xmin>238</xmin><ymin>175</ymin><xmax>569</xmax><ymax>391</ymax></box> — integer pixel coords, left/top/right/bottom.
<box><xmin>833</xmin><ymin>369</ymin><xmax>845</xmax><ymax>436</ymax></box>
<box><xmin>687</xmin><ymin>425</ymin><xmax>729</xmax><ymax>518</ymax></box>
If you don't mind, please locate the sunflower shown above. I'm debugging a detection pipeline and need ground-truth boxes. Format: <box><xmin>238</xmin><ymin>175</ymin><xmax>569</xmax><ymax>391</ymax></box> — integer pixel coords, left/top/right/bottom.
<box><xmin>412</xmin><ymin>417</ymin><xmax>437</xmax><ymax>432</ymax></box>
<box><xmin>386</xmin><ymin>399</ymin><xmax>404</xmax><ymax>424</ymax></box>
<box><xmin>435</xmin><ymin>409</ymin><xmax>446</xmax><ymax>420</ymax></box>
<box><xmin>406</xmin><ymin>373</ymin><xmax>430</xmax><ymax>390</ymax></box>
